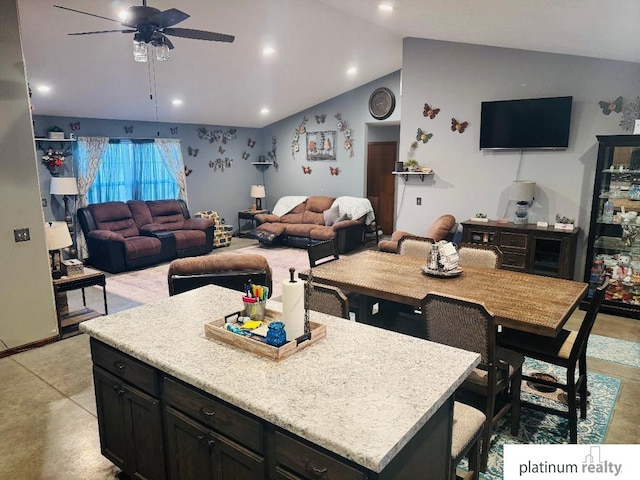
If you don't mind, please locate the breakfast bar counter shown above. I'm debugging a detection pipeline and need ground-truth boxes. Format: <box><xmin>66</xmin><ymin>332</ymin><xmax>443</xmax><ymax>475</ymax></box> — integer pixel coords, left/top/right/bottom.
<box><xmin>80</xmin><ymin>285</ymin><xmax>479</xmax><ymax>479</ymax></box>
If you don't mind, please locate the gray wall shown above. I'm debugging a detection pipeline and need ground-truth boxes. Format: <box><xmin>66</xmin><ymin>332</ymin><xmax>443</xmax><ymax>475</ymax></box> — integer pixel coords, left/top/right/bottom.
<box><xmin>0</xmin><ymin>0</ymin><xmax>58</xmax><ymax>351</ymax></box>
<box><xmin>34</xmin><ymin>116</ymin><xmax>263</xmax><ymax>232</ymax></box>
<box><xmin>398</xmin><ymin>38</ymin><xmax>640</xmax><ymax>278</ymax></box>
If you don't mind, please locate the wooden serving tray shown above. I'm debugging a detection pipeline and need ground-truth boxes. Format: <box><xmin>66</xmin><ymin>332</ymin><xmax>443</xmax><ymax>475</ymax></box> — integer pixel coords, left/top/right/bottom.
<box><xmin>204</xmin><ymin>309</ymin><xmax>327</xmax><ymax>361</ymax></box>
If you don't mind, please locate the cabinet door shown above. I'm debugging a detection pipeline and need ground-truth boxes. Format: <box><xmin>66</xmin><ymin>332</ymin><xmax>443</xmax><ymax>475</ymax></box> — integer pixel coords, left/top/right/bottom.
<box><xmin>165</xmin><ymin>407</ymin><xmax>215</xmax><ymax>480</ymax></box>
<box><xmin>212</xmin><ymin>431</ymin><xmax>265</xmax><ymax>480</ymax></box>
<box><xmin>94</xmin><ymin>367</ymin><xmax>166</xmax><ymax>480</ymax></box>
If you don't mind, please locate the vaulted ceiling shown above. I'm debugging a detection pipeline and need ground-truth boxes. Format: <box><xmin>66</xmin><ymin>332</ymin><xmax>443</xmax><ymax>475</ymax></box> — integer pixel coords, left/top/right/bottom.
<box><xmin>18</xmin><ymin>0</ymin><xmax>640</xmax><ymax>128</ymax></box>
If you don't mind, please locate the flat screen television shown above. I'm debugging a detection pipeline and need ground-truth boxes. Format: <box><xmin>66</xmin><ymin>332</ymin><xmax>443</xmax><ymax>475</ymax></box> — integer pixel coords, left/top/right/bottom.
<box><xmin>479</xmin><ymin>96</ymin><xmax>572</xmax><ymax>150</ymax></box>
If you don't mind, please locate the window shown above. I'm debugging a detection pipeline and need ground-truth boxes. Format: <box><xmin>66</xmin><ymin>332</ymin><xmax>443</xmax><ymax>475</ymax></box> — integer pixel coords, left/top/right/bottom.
<box><xmin>86</xmin><ymin>140</ymin><xmax>178</xmax><ymax>204</ymax></box>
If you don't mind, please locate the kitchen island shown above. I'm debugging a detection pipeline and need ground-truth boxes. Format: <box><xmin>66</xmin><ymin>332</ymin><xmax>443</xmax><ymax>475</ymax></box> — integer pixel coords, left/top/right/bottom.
<box><xmin>81</xmin><ymin>285</ymin><xmax>479</xmax><ymax>479</ymax></box>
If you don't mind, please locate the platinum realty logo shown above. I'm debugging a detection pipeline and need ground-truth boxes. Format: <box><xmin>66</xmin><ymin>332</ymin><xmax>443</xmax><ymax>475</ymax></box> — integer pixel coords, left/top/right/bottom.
<box><xmin>504</xmin><ymin>445</ymin><xmax>638</xmax><ymax>479</ymax></box>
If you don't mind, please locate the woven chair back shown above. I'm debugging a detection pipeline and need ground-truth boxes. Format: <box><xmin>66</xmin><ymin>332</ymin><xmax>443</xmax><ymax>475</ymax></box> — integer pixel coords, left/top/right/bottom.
<box><xmin>398</xmin><ymin>235</ymin><xmax>434</xmax><ymax>258</ymax></box>
<box><xmin>305</xmin><ymin>282</ymin><xmax>349</xmax><ymax>319</ymax></box>
<box><xmin>457</xmin><ymin>243</ymin><xmax>503</xmax><ymax>269</ymax></box>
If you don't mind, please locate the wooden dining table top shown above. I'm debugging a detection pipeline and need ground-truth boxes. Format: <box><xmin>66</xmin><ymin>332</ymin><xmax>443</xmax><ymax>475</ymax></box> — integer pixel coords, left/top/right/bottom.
<box><xmin>300</xmin><ymin>250</ymin><xmax>588</xmax><ymax>337</ymax></box>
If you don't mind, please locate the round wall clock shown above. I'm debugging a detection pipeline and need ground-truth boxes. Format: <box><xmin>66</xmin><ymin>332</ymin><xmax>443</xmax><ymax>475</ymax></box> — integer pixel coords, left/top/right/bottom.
<box><xmin>368</xmin><ymin>87</ymin><xmax>396</xmax><ymax>120</ymax></box>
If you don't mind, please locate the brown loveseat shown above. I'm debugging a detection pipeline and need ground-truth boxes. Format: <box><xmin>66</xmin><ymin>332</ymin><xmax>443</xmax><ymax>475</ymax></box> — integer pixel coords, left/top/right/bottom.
<box><xmin>78</xmin><ymin>199</ymin><xmax>214</xmax><ymax>273</ymax></box>
<box><xmin>252</xmin><ymin>196</ymin><xmax>370</xmax><ymax>253</ymax></box>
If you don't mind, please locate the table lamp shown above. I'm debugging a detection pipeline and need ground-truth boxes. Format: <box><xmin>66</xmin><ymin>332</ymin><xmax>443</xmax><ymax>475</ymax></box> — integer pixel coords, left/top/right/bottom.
<box><xmin>510</xmin><ymin>181</ymin><xmax>536</xmax><ymax>224</ymax></box>
<box><xmin>45</xmin><ymin>221</ymin><xmax>72</xmax><ymax>279</ymax></box>
<box><xmin>251</xmin><ymin>184</ymin><xmax>266</xmax><ymax>210</ymax></box>
<box><xmin>50</xmin><ymin>177</ymin><xmax>78</xmax><ymax>257</ymax></box>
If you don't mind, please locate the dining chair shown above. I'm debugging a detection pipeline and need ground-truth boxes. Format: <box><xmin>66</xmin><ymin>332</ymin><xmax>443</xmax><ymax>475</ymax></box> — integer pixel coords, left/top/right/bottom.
<box><xmin>397</xmin><ymin>235</ymin><xmax>434</xmax><ymax>258</ymax></box>
<box><xmin>457</xmin><ymin>243</ymin><xmax>503</xmax><ymax>269</ymax></box>
<box><xmin>421</xmin><ymin>293</ymin><xmax>523</xmax><ymax>471</ymax></box>
<box><xmin>307</xmin><ymin>238</ymin><xmax>366</xmax><ymax>321</ymax></box>
<box><xmin>451</xmin><ymin>402</ymin><xmax>485</xmax><ymax>480</ymax></box>
<box><xmin>497</xmin><ymin>276</ymin><xmax>609</xmax><ymax>443</ymax></box>
<box><xmin>304</xmin><ymin>282</ymin><xmax>350</xmax><ymax>320</ymax></box>
<box><xmin>307</xmin><ymin>239</ymin><xmax>340</xmax><ymax>267</ymax></box>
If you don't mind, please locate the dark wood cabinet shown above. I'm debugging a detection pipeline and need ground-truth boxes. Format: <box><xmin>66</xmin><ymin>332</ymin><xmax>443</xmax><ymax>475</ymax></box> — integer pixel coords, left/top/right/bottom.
<box><xmin>93</xmin><ymin>365</ymin><xmax>166</xmax><ymax>480</ymax></box>
<box><xmin>461</xmin><ymin>220</ymin><xmax>579</xmax><ymax>279</ymax></box>
<box><xmin>165</xmin><ymin>407</ymin><xmax>264</xmax><ymax>480</ymax></box>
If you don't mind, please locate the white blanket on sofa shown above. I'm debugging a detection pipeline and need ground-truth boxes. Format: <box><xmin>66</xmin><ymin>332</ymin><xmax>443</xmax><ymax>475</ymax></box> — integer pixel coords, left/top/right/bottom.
<box><xmin>272</xmin><ymin>196</ymin><xmax>309</xmax><ymax>216</ymax></box>
<box><xmin>332</xmin><ymin>196</ymin><xmax>375</xmax><ymax>225</ymax></box>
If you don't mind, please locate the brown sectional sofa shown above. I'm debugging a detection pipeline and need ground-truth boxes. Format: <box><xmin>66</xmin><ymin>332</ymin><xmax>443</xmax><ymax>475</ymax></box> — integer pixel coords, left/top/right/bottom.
<box><xmin>78</xmin><ymin>199</ymin><xmax>214</xmax><ymax>273</ymax></box>
<box><xmin>252</xmin><ymin>195</ymin><xmax>368</xmax><ymax>253</ymax></box>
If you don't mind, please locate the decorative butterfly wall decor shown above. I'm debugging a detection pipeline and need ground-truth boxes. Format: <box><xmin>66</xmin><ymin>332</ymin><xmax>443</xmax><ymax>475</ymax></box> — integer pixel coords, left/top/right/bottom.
<box><xmin>302</xmin><ymin>165</ymin><xmax>312</xmax><ymax>174</ymax></box>
<box><xmin>218</xmin><ymin>146</ymin><xmax>225</xmax><ymax>154</ymax></box>
<box><xmin>170</xmin><ymin>127</ymin><xmax>179</xmax><ymax>135</ymax></box>
<box><xmin>451</xmin><ymin>118</ymin><xmax>469</xmax><ymax>134</ymax></box>
<box><xmin>124</xmin><ymin>125</ymin><xmax>133</xmax><ymax>134</ymax></box>
<box><xmin>315</xmin><ymin>114</ymin><xmax>326</xmax><ymax>124</ymax></box>
<box><xmin>184</xmin><ymin>165</ymin><xmax>193</xmax><ymax>177</ymax></box>
<box><xmin>599</xmin><ymin>96</ymin><xmax>623</xmax><ymax>115</ymax></box>
<box><xmin>423</xmin><ymin>103</ymin><xmax>440</xmax><ymax>119</ymax></box>
<box><xmin>247</xmin><ymin>138</ymin><xmax>256</xmax><ymax>148</ymax></box>
<box><xmin>188</xmin><ymin>147</ymin><xmax>199</xmax><ymax>157</ymax></box>
<box><xmin>69</xmin><ymin>122</ymin><xmax>81</xmax><ymax>131</ymax></box>
<box><xmin>416</xmin><ymin>128</ymin><xmax>433</xmax><ymax>144</ymax></box>
<box><xmin>242</xmin><ymin>151</ymin><xmax>250</xmax><ymax>160</ymax></box>
<box><xmin>209</xmin><ymin>157</ymin><xmax>233</xmax><ymax>172</ymax></box>
<box><xmin>329</xmin><ymin>166</ymin><xmax>339</xmax><ymax>176</ymax></box>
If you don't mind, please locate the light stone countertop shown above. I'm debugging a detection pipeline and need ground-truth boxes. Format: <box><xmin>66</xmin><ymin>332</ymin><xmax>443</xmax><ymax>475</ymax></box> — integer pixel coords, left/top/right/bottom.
<box><xmin>80</xmin><ymin>285</ymin><xmax>479</xmax><ymax>473</ymax></box>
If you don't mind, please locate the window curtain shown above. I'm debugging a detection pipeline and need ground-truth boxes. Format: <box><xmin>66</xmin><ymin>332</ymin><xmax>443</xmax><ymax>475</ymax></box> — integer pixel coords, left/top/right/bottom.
<box><xmin>155</xmin><ymin>138</ymin><xmax>187</xmax><ymax>201</ymax></box>
<box><xmin>73</xmin><ymin>136</ymin><xmax>109</xmax><ymax>259</ymax></box>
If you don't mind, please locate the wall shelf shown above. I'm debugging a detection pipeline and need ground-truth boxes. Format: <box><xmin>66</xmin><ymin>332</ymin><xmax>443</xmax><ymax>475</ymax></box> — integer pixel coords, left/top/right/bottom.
<box><xmin>392</xmin><ymin>171</ymin><xmax>434</xmax><ymax>182</ymax></box>
<box><xmin>34</xmin><ymin>137</ymin><xmax>77</xmax><ymax>150</ymax></box>
<box><xmin>251</xmin><ymin>161</ymin><xmax>274</xmax><ymax>170</ymax></box>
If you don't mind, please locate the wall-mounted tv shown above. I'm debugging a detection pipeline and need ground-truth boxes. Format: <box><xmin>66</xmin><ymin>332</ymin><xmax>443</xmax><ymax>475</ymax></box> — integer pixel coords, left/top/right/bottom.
<box><xmin>480</xmin><ymin>96</ymin><xmax>572</xmax><ymax>150</ymax></box>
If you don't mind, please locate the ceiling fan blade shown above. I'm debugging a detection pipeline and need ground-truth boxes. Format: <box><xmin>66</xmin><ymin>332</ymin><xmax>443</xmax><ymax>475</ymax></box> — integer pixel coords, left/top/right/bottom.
<box><xmin>164</xmin><ymin>28</ymin><xmax>234</xmax><ymax>43</ymax></box>
<box><xmin>148</xmin><ymin>8</ymin><xmax>190</xmax><ymax>28</ymax></box>
<box><xmin>68</xmin><ymin>29</ymin><xmax>135</xmax><ymax>36</ymax></box>
<box><xmin>53</xmin><ymin>5</ymin><xmax>120</xmax><ymax>24</ymax></box>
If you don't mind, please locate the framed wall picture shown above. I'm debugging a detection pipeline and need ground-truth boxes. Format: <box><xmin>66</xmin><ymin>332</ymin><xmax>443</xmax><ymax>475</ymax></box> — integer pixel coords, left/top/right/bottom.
<box><xmin>306</xmin><ymin>131</ymin><xmax>337</xmax><ymax>160</ymax></box>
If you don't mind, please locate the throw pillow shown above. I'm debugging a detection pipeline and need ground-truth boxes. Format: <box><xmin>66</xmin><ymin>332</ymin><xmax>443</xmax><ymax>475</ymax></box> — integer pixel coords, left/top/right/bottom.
<box><xmin>323</xmin><ymin>205</ymin><xmax>341</xmax><ymax>226</ymax></box>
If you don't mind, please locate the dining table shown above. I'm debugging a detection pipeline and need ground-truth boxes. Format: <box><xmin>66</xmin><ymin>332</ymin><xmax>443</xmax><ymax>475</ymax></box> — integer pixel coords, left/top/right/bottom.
<box><xmin>299</xmin><ymin>250</ymin><xmax>589</xmax><ymax>337</ymax></box>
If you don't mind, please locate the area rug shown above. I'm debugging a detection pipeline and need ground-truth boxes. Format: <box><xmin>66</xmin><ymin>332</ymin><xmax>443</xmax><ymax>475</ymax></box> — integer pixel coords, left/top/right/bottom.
<box><xmin>588</xmin><ymin>334</ymin><xmax>640</xmax><ymax>368</ymax></box>
<box><xmin>458</xmin><ymin>357</ymin><xmax>621</xmax><ymax>480</ymax></box>
<box><xmin>103</xmin><ymin>244</ymin><xmax>312</xmax><ymax>304</ymax></box>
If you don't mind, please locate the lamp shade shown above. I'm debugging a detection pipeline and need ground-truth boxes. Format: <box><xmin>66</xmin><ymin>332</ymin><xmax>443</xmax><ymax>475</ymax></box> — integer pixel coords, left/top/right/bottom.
<box><xmin>509</xmin><ymin>181</ymin><xmax>536</xmax><ymax>203</ymax></box>
<box><xmin>250</xmin><ymin>184</ymin><xmax>266</xmax><ymax>199</ymax></box>
<box><xmin>44</xmin><ymin>221</ymin><xmax>72</xmax><ymax>251</ymax></box>
<box><xmin>50</xmin><ymin>177</ymin><xmax>78</xmax><ymax>196</ymax></box>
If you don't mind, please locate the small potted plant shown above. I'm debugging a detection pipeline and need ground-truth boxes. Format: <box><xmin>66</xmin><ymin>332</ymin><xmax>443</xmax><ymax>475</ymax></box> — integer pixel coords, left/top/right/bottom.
<box><xmin>404</xmin><ymin>159</ymin><xmax>420</xmax><ymax>172</ymax></box>
<box><xmin>47</xmin><ymin>125</ymin><xmax>65</xmax><ymax>140</ymax></box>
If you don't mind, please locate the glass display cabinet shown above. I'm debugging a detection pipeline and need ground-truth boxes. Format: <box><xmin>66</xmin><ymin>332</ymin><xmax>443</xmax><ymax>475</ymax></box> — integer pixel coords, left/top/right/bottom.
<box><xmin>584</xmin><ymin>135</ymin><xmax>640</xmax><ymax>318</ymax></box>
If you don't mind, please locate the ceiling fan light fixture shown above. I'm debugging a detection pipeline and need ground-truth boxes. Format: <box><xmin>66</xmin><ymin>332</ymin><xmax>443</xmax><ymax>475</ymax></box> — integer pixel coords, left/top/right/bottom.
<box><xmin>132</xmin><ymin>39</ymin><xmax>148</xmax><ymax>62</ymax></box>
<box><xmin>156</xmin><ymin>43</ymin><xmax>170</xmax><ymax>61</ymax></box>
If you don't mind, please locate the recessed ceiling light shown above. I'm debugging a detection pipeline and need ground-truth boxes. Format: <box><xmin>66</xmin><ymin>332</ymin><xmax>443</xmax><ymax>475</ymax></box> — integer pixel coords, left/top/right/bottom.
<box><xmin>378</xmin><ymin>4</ymin><xmax>394</xmax><ymax>12</ymax></box>
<box><xmin>347</xmin><ymin>66</ymin><xmax>357</xmax><ymax>76</ymax></box>
<box><xmin>172</xmin><ymin>99</ymin><xmax>183</xmax><ymax>106</ymax></box>
<box><xmin>37</xmin><ymin>85</ymin><xmax>51</xmax><ymax>93</ymax></box>
<box><xmin>260</xmin><ymin>108</ymin><xmax>270</xmax><ymax>115</ymax></box>
<box><xmin>262</xmin><ymin>46</ymin><xmax>275</xmax><ymax>56</ymax></box>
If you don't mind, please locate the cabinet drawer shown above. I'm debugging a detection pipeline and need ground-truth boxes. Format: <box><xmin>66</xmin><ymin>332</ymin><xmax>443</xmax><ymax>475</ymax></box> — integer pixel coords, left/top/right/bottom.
<box><xmin>90</xmin><ymin>339</ymin><xmax>159</xmax><ymax>396</ymax></box>
<box><xmin>163</xmin><ymin>376</ymin><xmax>264</xmax><ymax>454</ymax></box>
<box><xmin>502</xmin><ymin>252</ymin><xmax>527</xmax><ymax>269</ymax></box>
<box><xmin>275</xmin><ymin>430</ymin><xmax>366</xmax><ymax>480</ymax></box>
<box><xmin>500</xmin><ymin>232</ymin><xmax>528</xmax><ymax>250</ymax></box>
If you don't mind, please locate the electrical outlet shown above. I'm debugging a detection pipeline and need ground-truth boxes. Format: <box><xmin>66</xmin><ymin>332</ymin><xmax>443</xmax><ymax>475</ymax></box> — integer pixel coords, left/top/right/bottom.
<box><xmin>14</xmin><ymin>228</ymin><xmax>30</xmax><ymax>242</ymax></box>
<box><xmin>42</xmin><ymin>198</ymin><xmax>47</xmax><ymax>207</ymax></box>
<box><xmin>416</xmin><ymin>197</ymin><xmax>422</xmax><ymax>206</ymax></box>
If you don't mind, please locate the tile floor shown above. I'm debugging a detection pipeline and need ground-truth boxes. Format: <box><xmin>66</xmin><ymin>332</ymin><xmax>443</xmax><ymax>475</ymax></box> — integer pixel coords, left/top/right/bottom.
<box><xmin>1</xmin><ymin>240</ymin><xmax>638</xmax><ymax>478</ymax></box>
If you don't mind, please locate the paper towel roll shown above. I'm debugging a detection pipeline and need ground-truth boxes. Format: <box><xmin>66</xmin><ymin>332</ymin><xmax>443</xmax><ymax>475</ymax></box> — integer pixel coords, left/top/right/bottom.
<box><xmin>282</xmin><ymin>273</ymin><xmax>305</xmax><ymax>342</ymax></box>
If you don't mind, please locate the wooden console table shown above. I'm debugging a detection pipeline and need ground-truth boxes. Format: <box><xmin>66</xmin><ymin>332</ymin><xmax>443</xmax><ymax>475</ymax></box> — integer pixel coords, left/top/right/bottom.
<box><xmin>53</xmin><ymin>268</ymin><xmax>107</xmax><ymax>338</ymax></box>
<box><xmin>461</xmin><ymin>220</ymin><xmax>580</xmax><ymax>279</ymax></box>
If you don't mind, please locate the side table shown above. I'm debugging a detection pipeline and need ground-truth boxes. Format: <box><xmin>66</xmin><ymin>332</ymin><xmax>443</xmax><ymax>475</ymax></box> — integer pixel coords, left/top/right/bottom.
<box><xmin>238</xmin><ymin>209</ymin><xmax>269</xmax><ymax>237</ymax></box>
<box><xmin>53</xmin><ymin>268</ymin><xmax>108</xmax><ymax>338</ymax></box>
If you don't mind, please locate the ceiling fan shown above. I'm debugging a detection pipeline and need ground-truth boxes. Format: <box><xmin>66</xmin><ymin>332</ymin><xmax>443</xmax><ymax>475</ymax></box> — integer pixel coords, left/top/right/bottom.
<box><xmin>53</xmin><ymin>1</ymin><xmax>235</xmax><ymax>51</ymax></box>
